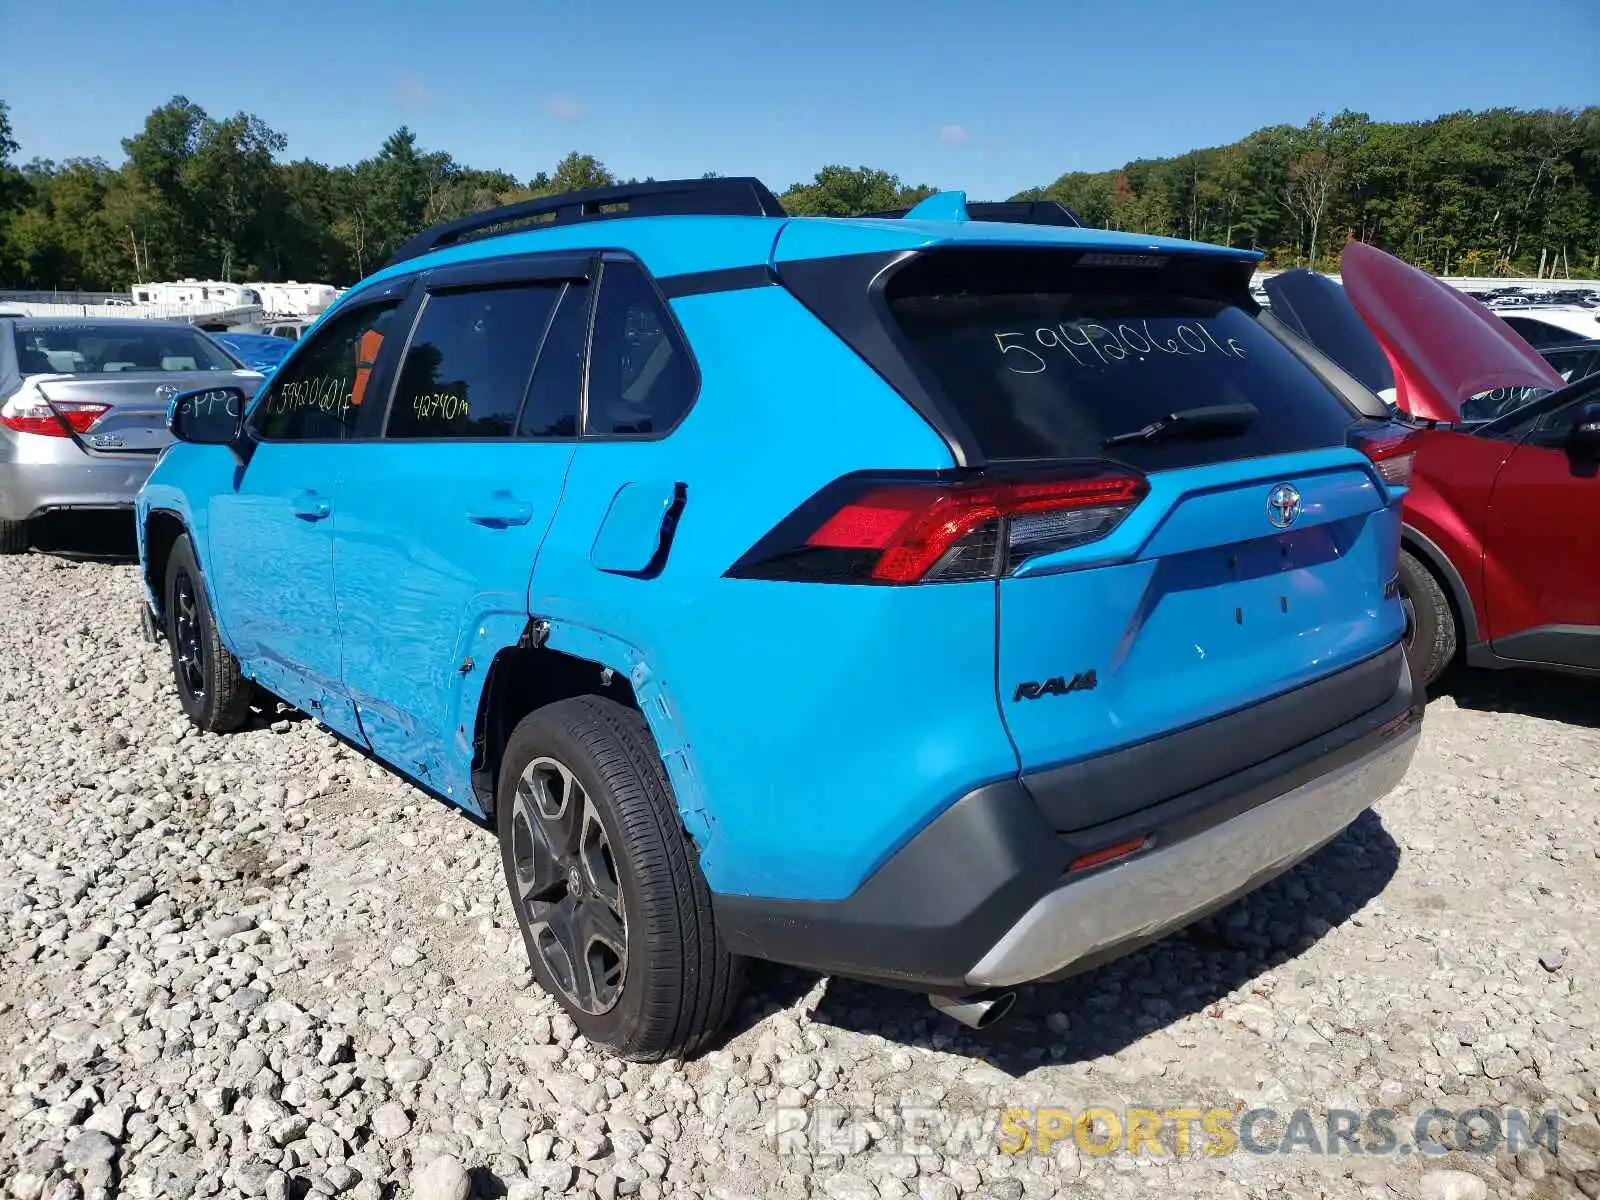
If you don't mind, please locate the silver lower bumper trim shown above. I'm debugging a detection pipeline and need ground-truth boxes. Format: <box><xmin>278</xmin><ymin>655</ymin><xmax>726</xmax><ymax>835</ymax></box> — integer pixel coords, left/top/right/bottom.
<box><xmin>965</xmin><ymin>721</ymin><xmax>1421</xmax><ymax>988</ymax></box>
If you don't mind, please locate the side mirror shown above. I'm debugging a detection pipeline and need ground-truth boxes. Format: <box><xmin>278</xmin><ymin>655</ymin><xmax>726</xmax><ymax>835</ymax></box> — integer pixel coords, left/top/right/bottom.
<box><xmin>168</xmin><ymin>385</ymin><xmax>246</xmax><ymax>446</ymax></box>
<box><xmin>1571</xmin><ymin>402</ymin><xmax>1600</xmax><ymax>458</ymax></box>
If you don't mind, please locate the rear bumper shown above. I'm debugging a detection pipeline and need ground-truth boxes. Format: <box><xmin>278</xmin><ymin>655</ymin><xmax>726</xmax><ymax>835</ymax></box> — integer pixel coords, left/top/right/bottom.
<box><xmin>713</xmin><ymin>644</ymin><xmax>1423</xmax><ymax>991</ymax></box>
<box><xmin>0</xmin><ymin>456</ymin><xmax>157</xmax><ymax>522</ymax></box>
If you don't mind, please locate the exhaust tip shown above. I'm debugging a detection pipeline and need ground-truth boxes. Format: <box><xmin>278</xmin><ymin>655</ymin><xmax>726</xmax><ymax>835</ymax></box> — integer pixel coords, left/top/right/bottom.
<box><xmin>929</xmin><ymin>989</ymin><xmax>1016</xmax><ymax>1031</ymax></box>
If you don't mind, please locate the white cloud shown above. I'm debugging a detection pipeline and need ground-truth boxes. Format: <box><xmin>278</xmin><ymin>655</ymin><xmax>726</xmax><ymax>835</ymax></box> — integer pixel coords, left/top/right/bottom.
<box><xmin>391</xmin><ymin>70</ymin><xmax>436</xmax><ymax>113</ymax></box>
<box><xmin>937</xmin><ymin>124</ymin><xmax>970</xmax><ymax>148</ymax></box>
<box><xmin>543</xmin><ymin>97</ymin><xmax>587</xmax><ymax>123</ymax></box>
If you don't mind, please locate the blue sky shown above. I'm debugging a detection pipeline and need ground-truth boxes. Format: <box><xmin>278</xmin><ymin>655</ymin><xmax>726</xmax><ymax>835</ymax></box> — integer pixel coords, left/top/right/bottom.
<box><xmin>4</xmin><ymin>0</ymin><xmax>1597</xmax><ymax>199</ymax></box>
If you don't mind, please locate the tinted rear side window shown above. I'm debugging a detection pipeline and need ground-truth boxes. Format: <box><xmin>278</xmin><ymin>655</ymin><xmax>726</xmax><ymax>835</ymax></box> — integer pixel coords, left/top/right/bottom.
<box><xmin>585</xmin><ymin>261</ymin><xmax>695</xmax><ymax>436</ymax></box>
<box><xmin>517</xmin><ymin>283</ymin><xmax>586</xmax><ymax>438</ymax></box>
<box><xmin>388</xmin><ymin>283</ymin><xmax>561</xmax><ymax>439</ymax></box>
<box><xmin>884</xmin><ymin>250</ymin><xmax>1356</xmax><ymax>469</ymax></box>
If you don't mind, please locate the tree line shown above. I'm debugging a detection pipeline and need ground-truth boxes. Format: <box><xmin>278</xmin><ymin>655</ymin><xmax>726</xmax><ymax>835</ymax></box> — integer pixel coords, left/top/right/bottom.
<box><xmin>1</xmin><ymin>96</ymin><xmax>1595</xmax><ymax>292</ymax></box>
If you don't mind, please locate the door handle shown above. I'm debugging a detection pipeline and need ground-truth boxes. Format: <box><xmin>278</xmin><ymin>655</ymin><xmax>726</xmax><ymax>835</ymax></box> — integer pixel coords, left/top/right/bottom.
<box><xmin>466</xmin><ymin>492</ymin><xmax>534</xmax><ymax>529</ymax></box>
<box><xmin>290</xmin><ymin>490</ymin><xmax>331</xmax><ymax>521</ymax></box>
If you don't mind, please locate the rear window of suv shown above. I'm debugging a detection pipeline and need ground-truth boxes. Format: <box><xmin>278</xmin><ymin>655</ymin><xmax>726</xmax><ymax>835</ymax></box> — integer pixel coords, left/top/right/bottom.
<box><xmin>884</xmin><ymin>249</ymin><xmax>1356</xmax><ymax>469</ymax></box>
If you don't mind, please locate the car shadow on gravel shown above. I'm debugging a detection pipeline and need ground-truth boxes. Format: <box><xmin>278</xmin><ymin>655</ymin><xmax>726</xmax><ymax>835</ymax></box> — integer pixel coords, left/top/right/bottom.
<box><xmin>1437</xmin><ymin>666</ymin><xmax>1600</xmax><ymax>729</ymax></box>
<box><xmin>797</xmin><ymin>809</ymin><xmax>1401</xmax><ymax>1073</ymax></box>
<box><xmin>26</xmin><ymin>510</ymin><xmax>138</xmax><ymax>561</ymax></box>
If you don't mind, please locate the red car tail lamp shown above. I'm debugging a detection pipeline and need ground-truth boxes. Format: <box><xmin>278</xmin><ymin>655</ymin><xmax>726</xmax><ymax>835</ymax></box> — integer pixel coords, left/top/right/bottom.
<box><xmin>1350</xmin><ymin>428</ymin><xmax>1423</xmax><ymax>487</ymax></box>
<box><xmin>0</xmin><ymin>395</ymin><xmax>111</xmax><ymax>438</ymax></box>
<box><xmin>728</xmin><ymin>469</ymin><xmax>1149</xmax><ymax>584</ymax></box>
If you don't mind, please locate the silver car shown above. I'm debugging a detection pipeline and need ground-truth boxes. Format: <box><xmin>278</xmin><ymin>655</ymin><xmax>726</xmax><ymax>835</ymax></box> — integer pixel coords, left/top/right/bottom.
<box><xmin>0</xmin><ymin>318</ymin><xmax>263</xmax><ymax>552</ymax></box>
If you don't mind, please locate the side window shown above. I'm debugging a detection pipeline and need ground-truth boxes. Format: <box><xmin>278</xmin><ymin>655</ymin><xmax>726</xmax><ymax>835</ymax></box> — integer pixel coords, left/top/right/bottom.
<box><xmin>254</xmin><ymin>301</ymin><xmax>400</xmax><ymax>441</ymax></box>
<box><xmin>585</xmin><ymin>261</ymin><xmax>696</xmax><ymax>436</ymax></box>
<box><xmin>517</xmin><ymin>283</ymin><xmax>586</xmax><ymax>438</ymax></box>
<box><xmin>388</xmin><ymin>283</ymin><xmax>561</xmax><ymax>439</ymax></box>
<box><xmin>1532</xmin><ymin>381</ymin><xmax>1600</xmax><ymax>437</ymax></box>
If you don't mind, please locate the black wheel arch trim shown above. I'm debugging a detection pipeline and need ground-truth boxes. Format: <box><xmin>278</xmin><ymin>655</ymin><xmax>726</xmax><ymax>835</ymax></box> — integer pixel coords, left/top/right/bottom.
<box><xmin>1401</xmin><ymin>524</ymin><xmax>1480</xmax><ymax>647</ymax></box>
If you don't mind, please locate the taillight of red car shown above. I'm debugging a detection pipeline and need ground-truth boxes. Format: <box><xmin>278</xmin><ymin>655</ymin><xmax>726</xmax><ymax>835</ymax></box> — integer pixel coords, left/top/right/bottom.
<box><xmin>0</xmin><ymin>395</ymin><xmax>111</xmax><ymax>438</ymax></box>
<box><xmin>727</xmin><ymin>468</ymin><xmax>1149</xmax><ymax>584</ymax></box>
<box><xmin>1349</xmin><ymin>427</ymin><xmax>1424</xmax><ymax>487</ymax></box>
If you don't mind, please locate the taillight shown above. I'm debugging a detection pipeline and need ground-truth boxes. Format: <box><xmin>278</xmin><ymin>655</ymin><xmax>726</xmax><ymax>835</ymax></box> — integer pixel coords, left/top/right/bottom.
<box><xmin>0</xmin><ymin>395</ymin><xmax>110</xmax><ymax>437</ymax></box>
<box><xmin>728</xmin><ymin>469</ymin><xmax>1148</xmax><ymax>584</ymax></box>
<box><xmin>1351</xmin><ymin>427</ymin><xmax>1422</xmax><ymax>487</ymax></box>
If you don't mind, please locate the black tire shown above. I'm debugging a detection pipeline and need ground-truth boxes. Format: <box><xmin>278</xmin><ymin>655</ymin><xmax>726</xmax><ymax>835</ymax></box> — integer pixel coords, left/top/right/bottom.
<box><xmin>164</xmin><ymin>533</ymin><xmax>252</xmax><ymax>732</ymax></box>
<box><xmin>1399</xmin><ymin>549</ymin><xmax>1457</xmax><ymax>689</ymax></box>
<box><xmin>497</xmin><ymin>696</ymin><xmax>743</xmax><ymax>1060</ymax></box>
<box><xmin>0</xmin><ymin>518</ymin><xmax>28</xmax><ymax>555</ymax></box>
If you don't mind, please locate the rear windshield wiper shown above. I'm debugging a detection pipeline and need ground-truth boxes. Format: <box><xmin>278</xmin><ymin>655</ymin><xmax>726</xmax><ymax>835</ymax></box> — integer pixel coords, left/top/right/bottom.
<box><xmin>1101</xmin><ymin>402</ymin><xmax>1259</xmax><ymax>448</ymax></box>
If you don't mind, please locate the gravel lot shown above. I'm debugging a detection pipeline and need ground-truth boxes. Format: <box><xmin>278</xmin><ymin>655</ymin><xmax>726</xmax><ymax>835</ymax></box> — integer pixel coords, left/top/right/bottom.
<box><xmin>2</xmin><ymin>536</ymin><xmax>1598</xmax><ymax>1200</ymax></box>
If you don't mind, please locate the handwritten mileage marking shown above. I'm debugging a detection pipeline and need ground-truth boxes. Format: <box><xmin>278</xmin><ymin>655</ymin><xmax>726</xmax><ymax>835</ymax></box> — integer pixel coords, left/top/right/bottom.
<box><xmin>410</xmin><ymin>391</ymin><xmax>469</xmax><ymax>422</ymax></box>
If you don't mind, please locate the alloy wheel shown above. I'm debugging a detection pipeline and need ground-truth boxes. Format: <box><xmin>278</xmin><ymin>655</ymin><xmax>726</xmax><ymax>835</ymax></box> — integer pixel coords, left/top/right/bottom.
<box><xmin>172</xmin><ymin>571</ymin><xmax>207</xmax><ymax>700</ymax></box>
<box><xmin>509</xmin><ymin>756</ymin><xmax>628</xmax><ymax>1014</ymax></box>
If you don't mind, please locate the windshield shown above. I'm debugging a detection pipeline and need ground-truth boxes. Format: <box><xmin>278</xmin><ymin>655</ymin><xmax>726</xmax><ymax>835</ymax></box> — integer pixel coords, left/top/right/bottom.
<box><xmin>1458</xmin><ymin>385</ymin><xmax>1555</xmax><ymax>423</ymax></box>
<box><xmin>13</xmin><ymin>323</ymin><xmax>238</xmax><ymax>375</ymax></box>
<box><xmin>885</xmin><ymin>249</ymin><xmax>1356</xmax><ymax>470</ymax></box>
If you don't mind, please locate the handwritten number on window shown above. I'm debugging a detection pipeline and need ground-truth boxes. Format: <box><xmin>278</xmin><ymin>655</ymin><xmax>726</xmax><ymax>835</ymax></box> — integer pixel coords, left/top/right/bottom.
<box><xmin>994</xmin><ymin>332</ymin><xmax>1047</xmax><ymax>375</ymax></box>
<box><xmin>997</xmin><ymin>320</ymin><xmax>1248</xmax><ymax>375</ymax></box>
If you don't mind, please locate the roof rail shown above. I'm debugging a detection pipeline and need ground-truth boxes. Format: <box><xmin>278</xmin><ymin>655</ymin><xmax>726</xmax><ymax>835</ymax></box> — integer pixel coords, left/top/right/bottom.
<box><xmin>863</xmin><ymin>199</ymin><xmax>1086</xmax><ymax>228</ymax></box>
<box><xmin>385</xmin><ymin>176</ymin><xmax>789</xmax><ymax>267</ymax></box>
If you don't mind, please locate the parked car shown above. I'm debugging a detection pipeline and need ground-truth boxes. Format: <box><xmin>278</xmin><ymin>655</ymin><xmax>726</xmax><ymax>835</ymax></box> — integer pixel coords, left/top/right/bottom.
<box><xmin>1541</xmin><ymin>338</ymin><xmax>1600</xmax><ymax>385</ymax></box>
<box><xmin>210</xmin><ymin>331</ymin><xmax>294</xmax><ymax>373</ymax></box>
<box><xmin>1494</xmin><ymin>308</ymin><xmax>1600</xmax><ymax>350</ymax></box>
<box><xmin>135</xmin><ymin>178</ymin><xmax>1423</xmax><ymax>1058</ymax></box>
<box><xmin>1265</xmin><ymin>247</ymin><xmax>1600</xmax><ymax>685</ymax></box>
<box><xmin>0</xmin><ymin>318</ymin><xmax>263</xmax><ymax>553</ymax></box>
<box><xmin>231</xmin><ymin>319</ymin><xmax>310</xmax><ymax>342</ymax></box>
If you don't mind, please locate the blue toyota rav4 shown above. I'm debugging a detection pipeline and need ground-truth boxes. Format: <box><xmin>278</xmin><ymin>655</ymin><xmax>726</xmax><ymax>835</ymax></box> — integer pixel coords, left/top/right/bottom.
<box><xmin>136</xmin><ymin>178</ymin><xmax>1424</xmax><ymax>1059</ymax></box>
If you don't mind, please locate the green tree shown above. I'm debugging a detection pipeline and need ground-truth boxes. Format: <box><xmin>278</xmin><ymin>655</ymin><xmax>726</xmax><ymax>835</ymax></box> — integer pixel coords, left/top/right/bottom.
<box><xmin>550</xmin><ymin>152</ymin><xmax>614</xmax><ymax>195</ymax></box>
<box><xmin>781</xmin><ymin>165</ymin><xmax>934</xmax><ymax>216</ymax></box>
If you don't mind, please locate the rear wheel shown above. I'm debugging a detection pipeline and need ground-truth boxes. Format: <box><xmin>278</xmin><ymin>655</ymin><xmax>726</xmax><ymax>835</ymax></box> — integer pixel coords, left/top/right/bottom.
<box><xmin>0</xmin><ymin>518</ymin><xmax>28</xmax><ymax>555</ymax></box>
<box><xmin>164</xmin><ymin>534</ymin><xmax>252</xmax><ymax>732</ymax></box>
<box><xmin>1399</xmin><ymin>549</ymin><xmax>1457</xmax><ymax>689</ymax></box>
<box><xmin>497</xmin><ymin>696</ymin><xmax>742</xmax><ymax>1060</ymax></box>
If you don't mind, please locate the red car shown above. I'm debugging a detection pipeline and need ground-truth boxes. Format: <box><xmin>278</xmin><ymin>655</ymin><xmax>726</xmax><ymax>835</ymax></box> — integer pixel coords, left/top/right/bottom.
<box><xmin>1265</xmin><ymin>245</ymin><xmax>1600</xmax><ymax>686</ymax></box>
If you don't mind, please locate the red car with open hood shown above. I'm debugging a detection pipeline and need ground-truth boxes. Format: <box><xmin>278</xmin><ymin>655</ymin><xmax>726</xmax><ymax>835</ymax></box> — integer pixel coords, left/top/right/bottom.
<box><xmin>1266</xmin><ymin>244</ymin><xmax>1600</xmax><ymax>686</ymax></box>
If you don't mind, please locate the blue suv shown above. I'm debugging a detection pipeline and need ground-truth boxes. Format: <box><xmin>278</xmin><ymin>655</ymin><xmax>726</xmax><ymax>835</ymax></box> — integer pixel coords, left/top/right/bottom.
<box><xmin>136</xmin><ymin>178</ymin><xmax>1424</xmax><ymax>1059</ymax></box>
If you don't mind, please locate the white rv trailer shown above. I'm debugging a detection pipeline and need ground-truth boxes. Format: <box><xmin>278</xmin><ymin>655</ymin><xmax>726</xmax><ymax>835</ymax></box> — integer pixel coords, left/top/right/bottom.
<box><xmin>243</xmin><ymin>281</ymin><xmax>339</xmax><ymax>318</ymax></box>
<box><xmin>129</xmin><ymin>280</ymin><xmax>263</xmax><ymax>309</ymax></box>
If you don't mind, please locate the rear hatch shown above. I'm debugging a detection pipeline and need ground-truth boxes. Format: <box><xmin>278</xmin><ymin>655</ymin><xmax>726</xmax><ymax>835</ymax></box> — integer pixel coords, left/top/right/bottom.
<box><xmin>778</xmin><ymin>241</ymin><xmax>1410</xmax><ymax>830</ymax></box>
<box><xmin>1263</xmin><ymin>267</ymin><xmax>1396</xmax><ymax>399</ymax></box>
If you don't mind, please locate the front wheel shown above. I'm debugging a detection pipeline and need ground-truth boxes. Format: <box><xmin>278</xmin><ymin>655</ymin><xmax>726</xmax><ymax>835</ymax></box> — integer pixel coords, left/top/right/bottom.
<box><xmin>1399</xmin><ymin>549</ymin><xmax>1457</xmax><ymax>689</ymax></box>
<box><xmin>164</xmin><ymin>533</ymin><xmax>253</xmax><ymax>732</ymax></box>
<box><xmin>497</xmin><ymin>696</ymin><xmax>743</xmax><ymax>1060</ymax></box>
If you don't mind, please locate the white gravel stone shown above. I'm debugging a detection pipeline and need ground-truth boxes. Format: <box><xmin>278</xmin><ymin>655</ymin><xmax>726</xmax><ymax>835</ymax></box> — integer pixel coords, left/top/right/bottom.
<box><xmin>370</xmin><ymin>1101</ymin><xmax>412</xmax><ymax>1140</ymax></box>
<box><xmin>409</xmin><ymin>1155</ymin><xmax>470</xmax><ymax>1200</ymax></box>
<box><xmin>1418</xmin><ymin>1170</ymin><xmax>1489</xmax><ymax>1200</ymax></box>
<box><xmin>1</xmin><ymin>541</ymin><xmax>1597</xmax><ymax>1200</ymax></box>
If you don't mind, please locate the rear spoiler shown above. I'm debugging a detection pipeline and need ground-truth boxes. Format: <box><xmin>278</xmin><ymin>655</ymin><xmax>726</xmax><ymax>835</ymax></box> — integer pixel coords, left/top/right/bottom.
<box><xmin>862</xmin><ymin>198</ymin><xmax>1086</xmax><ymax>228</ymax></box>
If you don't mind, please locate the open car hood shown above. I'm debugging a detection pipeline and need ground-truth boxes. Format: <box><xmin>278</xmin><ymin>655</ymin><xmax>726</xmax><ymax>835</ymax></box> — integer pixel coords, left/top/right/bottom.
<box><xmin>1338</xmin><ymin>241</ymin><xmax>1563</xmax><ymax>421</ymax></box>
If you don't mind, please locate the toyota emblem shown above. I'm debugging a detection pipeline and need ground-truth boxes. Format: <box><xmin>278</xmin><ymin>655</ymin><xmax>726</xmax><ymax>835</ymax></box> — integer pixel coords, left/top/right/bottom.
<box><xmin>1267</xmin><ymin>484</ymin><xmax>1302</xmax><ymax>529</ymax></box>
